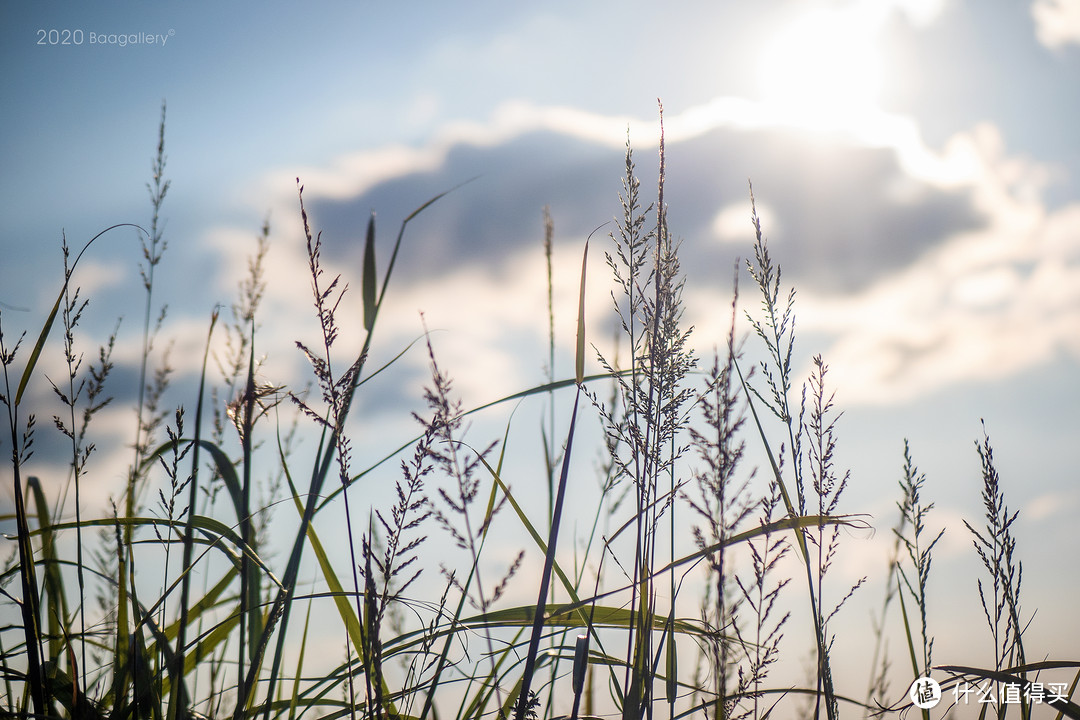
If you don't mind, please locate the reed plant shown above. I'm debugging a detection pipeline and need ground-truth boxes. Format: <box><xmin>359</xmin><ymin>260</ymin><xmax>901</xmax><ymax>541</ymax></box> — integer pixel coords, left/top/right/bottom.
<box><xmin>2</xmin><ymin>104</ymin><xmax>1078</xmax><ymax>720</ymax></box>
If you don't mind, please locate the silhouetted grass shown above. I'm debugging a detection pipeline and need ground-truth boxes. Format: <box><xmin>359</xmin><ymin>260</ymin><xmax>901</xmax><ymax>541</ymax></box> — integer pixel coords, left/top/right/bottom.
<box><xmin>1</xmin><ymin>103</ymin><xmax>1078</xmax><ymax>720</ymax></box>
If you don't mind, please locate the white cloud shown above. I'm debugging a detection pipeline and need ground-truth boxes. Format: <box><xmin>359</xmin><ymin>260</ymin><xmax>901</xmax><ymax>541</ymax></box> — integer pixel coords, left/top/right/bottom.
<box><xmin>711</xmin><ymin>200</ymin><xmax>780</xmax><ymax>244</ymax></box>
<box><xmin>1026</xmin><ymin>488</ymin><xmax>1080</xmax><ymax>521</ymax></box>
<box><xmin>67</xmin><ymin>257</ymin><xmax>127</xmax><ymax>297</ymax></box>
<box><xmin>1032</xmin><ymin>0</ymin><xmax>1080</xmax><ymax>49</ymax></box>
<box><xmin>792</xmin><ymin>124</ymin><xmax>1080</xmax><ymax>405</ymax></box>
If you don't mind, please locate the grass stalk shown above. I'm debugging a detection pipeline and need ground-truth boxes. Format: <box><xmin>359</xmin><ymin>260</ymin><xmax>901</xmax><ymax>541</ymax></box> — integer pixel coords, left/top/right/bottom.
<box><xmin>515</xmin><ymin>234</ymin><xmax>589</xmax><ymax>720</ymax></box>
<box><xmin>5</xmin><ymin>107</ymin><xmax>1079</xmax><ymax>720</ymax></box>
<box><xmin>738</xmin><ymin>187</ymin><xmax>847</xmax><ymax>720</ymax></box>
<box><xmin>169</xmin><ymin>307</ymin><xmax>218</xmax><ymax>720</ymax></box>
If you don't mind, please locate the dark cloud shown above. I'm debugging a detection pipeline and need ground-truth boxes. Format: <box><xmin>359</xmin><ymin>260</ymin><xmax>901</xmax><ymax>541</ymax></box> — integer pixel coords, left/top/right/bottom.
<box><xmin>305</xmin><ymin>124</ymin><xmax>986</xmax><ymax>296</ymax></box>
<box><xmin>305</xmin><ymin>130</ymin><xmax>621</xmax><ymax>287</ymax></box>
<box><xmin>664</xmin><ymin>129</ymin><xmax>986</xmax><ymax>293</ymax></box>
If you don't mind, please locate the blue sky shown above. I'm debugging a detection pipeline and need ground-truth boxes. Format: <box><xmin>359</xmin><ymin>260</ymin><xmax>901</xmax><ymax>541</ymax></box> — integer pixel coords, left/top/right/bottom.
<box><xmin>3</xmin><ymin>0</ymin><xmax>1080</xmax><ymax>712</ymax></box>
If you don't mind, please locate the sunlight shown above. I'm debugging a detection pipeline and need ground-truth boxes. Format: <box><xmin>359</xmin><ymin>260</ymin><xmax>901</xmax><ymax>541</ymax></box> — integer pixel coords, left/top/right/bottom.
<box><xmin>757</xmin><ymin>8</ymin><xmax>884</xmax><ymax>128</ymax></box>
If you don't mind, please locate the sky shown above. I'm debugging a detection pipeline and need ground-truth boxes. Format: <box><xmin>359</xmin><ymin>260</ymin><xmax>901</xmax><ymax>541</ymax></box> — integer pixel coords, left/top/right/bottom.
<box><xmin>2</xmin><ymin>0</ymin><xmax>1079</xmax><ymax>714</ymax></box>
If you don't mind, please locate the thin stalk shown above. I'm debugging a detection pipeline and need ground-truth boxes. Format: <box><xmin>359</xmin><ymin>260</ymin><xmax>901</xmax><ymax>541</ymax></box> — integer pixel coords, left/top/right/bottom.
<box><xmin>234</xmin><ymin>321</ymin><xmax>257</xmax><ymax>718</ymax></box>
<box><xmin>260</xmin><ymin>182</ymin><xmax>465</xmax><ymax>719</ymax></box>
<box><xmin>544</xmin><ymin>205</ymin><xmax>557</xmax><ymax>532</ymax></box>
<box><xmin>170</xmin><ymin>308</ymin><xmax>218</xmax><ymax>720</ymax></box>
<box><xmin>514</xmin><ymin>388</ymin><xmax>583</xmax><ymax>720</ymax></box>
<box><xmin>57</xmin><ymin>236</ymin><xmax>91</xmax><ymax>694</ymax></box>
<box><xmin>120</xmin><ymin>103</ymin><xmax>171</xmax><ymax>708</ymax></box>
<box><xmin>516</xmin><ymin>235</ymin><xmax>589</xmax><ymax>720</ymax></box>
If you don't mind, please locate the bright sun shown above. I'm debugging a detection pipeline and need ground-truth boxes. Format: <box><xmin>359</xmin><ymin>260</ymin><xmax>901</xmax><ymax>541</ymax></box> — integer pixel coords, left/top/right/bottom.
<box><xmin>758</xmin><ymin>9</ymin><xmax>884</xmax><ymax>126</ymax></box>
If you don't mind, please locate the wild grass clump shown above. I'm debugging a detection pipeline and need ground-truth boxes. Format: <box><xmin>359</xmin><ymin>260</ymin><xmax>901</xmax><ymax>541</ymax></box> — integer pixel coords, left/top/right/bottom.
<box><xmin>2</xmin><ymin>101</ymin><xmax>1079</xmax><ymax>720</ymax></box>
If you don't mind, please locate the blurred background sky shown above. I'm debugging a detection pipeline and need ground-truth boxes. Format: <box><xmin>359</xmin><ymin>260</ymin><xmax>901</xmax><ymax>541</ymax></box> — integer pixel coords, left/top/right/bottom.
<box><xmin>2</xmin><ymin>0</ymin><xmax>1079</xmax><ymax>710</ymax></box>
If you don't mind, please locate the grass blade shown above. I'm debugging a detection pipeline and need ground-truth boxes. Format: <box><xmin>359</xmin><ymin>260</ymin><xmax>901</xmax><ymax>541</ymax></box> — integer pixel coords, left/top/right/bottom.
<box><xmin>26</xmin><ymin>477</ymin><xmax>69</xmax><ymax>667</ymax></box>
<box><xmin>514</xmin><ymin>388</ymin><xmax>582</xmax><ymax>720</ymax></box>
<box><xmin>362</xmin><ymin>212</ymin><xmax>377</xmax><ymax>333</ymax></box>
<box><xmin>576</xmin><ymin>239</ymin><xmax>588</xmax><ymax>386</ymax></box>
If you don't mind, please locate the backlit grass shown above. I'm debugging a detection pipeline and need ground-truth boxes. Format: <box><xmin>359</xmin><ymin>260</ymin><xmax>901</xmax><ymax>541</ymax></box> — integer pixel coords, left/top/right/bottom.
<box><xmin>2</xmin><ymin>103</ymin><xmax>1078</xmax><ymax>720</ymax></box>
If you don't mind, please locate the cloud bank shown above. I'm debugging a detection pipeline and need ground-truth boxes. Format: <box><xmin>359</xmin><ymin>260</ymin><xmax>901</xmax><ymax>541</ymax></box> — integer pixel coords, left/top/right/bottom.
<box><xmin>213</xmin><ymin>97</ymin><xmax>1080</xmax><ymax>413</ymax></box>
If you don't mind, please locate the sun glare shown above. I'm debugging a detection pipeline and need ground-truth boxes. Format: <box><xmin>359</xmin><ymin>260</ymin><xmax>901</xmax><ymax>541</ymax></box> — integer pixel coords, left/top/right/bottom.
<box><xmin>758</xmin><ymin>9</ymin><xmax>884</xmax><ymax>127</ymax></box>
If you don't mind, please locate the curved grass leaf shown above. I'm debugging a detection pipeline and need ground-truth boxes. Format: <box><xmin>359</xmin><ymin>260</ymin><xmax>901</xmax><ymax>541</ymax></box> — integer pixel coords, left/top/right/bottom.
<box><xmin>24</xmin><ymin>515</ymin><xmax>278</xmax><ymax>582</ymax></box>
<box><xmin>13</xmin><ymin>224</ymin><xmax>146</xmax><ymax>407</ymax></box>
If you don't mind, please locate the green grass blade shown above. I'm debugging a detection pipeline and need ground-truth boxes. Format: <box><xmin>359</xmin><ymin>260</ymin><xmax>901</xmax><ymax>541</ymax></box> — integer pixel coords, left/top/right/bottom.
<box><xmin>473</xmin><ymin>451</ymin><xmax>589</xmax><ymax>621</ymax></box>
<box><xmin>666</xmin><ymin>629</ymin><xmax>677</xmax><ymax>703</ymax></box>
<box><xmin>288</xmin><ymin>585</ymin><xmax>316</xmax><ymax>720</ymax></box>
<box><xmin>472</xmin><ymin>446</ymin><xmax>626</xmax><ymax>699</ymax></box>
<box><xmin>289</xmin><ymin>495</ymin><xmax>362</xmax><ymax>646</ymax></box>
<box><xmin>261</xmin><ymin>428</ymin><xmax>339</xmax><ymax>720</ymax></box>
<box><xmin>162</xmin><ymin>570</ymin><xmax>237</xmax><ymax>642</ymax></box>
<box><xmin>457</xmin><ymin>624</ymin><xmax>527</xmax><ymax>720</ymax></box>
<box><xmin>655</xmin><ymin>514</ymin><xmax>869</xmax><ymax>577</ymax></box>
<box><xmin>1056</xmin><ymin>668</ymin><xmax>1080</xmax><ymax>720</ymax></box>
<box><xmin>171</xmin><ymin>306</ymin><xmax>216</xmax><ymax>720</ymax></box>
<box><xmin>896</xmin><ymin>565</ymin><xmax>929</xmax><ymax>720</ymax></box>
<box><xmin>178</xmin><ymin>608</ymin><xmax>242</xmax><ymax>678</ymax></box>
<box><xmin>731</xmin><ymin>355</ymin><xmax>806</xmax><ymax>560</ymax></box>
<box><xmin>26</xmin><ymin>477</ymin><xmax>68</xmax><ymax>665</ymax></box>
<box><xmin>515</xmin><ymin>389</ymin><xmax>582</xmax><ymax>720</ymax></box>
<box><xmin>371</xmin><ymin>178</ymin><xmax>476</xmax><ymax>331</ymax></box>
<box><xmin>576</xmin><ymin>239</ymin><xmax>588</xmax><ymax>386</ymax></box>
<box><xmin>437</xmin><ymin>604</ymin><xmax>706</xmax><ymax>637</ymax></box>
<box><xmin>362</xmin><ymin>212</ymin><xmax>377</xmax><ymax>332</ymax></box>
<box><xmin>286</xmin><ymin>479</ymin><xmax>400</xmax><ymax>718</ymax></box>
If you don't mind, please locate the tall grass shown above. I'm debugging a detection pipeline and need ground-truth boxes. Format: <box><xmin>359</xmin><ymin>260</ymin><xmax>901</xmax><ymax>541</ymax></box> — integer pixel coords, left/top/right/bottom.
<box><xmin>2</xmin><ymin>105</ymin><xmax>1079</xmax><ymax>720</ymax></box>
